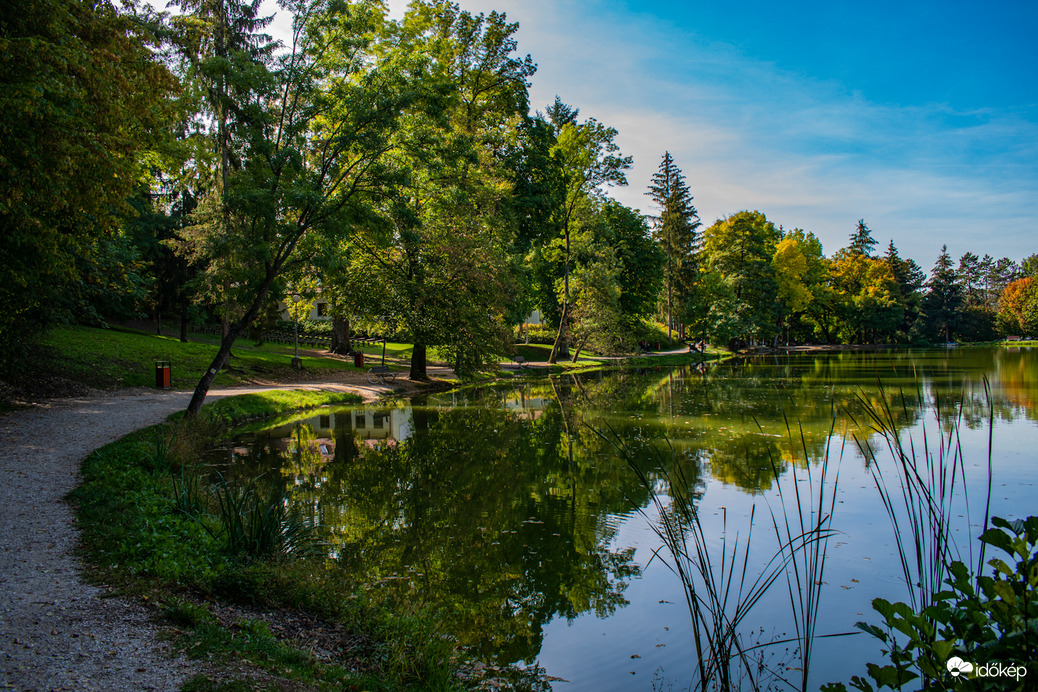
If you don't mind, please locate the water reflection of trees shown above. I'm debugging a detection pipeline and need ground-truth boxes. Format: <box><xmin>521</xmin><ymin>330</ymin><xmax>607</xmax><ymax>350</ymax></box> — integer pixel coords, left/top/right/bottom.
<box><xmin>228</xmin><ymin>405</ymin><xmax>646</xmax><ymax>666</ymax></box>
<box><xmin>209</xmin><ymin>347</ymin><xmax>1033</xmax><ymax>666</ymax></box>
<box><xmin>544</xmin><ymin>348</ymin><xmax>1035</xmax><ymax>492</ymax></box>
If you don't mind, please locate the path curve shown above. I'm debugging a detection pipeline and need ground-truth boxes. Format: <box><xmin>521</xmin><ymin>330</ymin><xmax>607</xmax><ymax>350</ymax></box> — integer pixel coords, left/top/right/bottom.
<box><xmin>0</xmin><ymin>382</ymin><xmax>388</xmax><ymax>691</ymax></box>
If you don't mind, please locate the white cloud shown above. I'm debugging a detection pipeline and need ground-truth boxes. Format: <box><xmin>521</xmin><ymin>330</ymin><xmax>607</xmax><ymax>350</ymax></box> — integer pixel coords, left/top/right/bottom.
<box><xmin>446</xmin><ymin>0</ymin><xmax>1037</xmax><ymax>263</ymax></box>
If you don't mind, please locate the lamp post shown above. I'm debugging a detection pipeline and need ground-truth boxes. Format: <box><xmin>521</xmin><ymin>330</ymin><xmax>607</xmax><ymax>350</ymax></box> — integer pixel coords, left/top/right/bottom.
<box><xmin>291</xmin><ymin>294</ymin><xmax>303</xmax><ymax>370</ymax></box>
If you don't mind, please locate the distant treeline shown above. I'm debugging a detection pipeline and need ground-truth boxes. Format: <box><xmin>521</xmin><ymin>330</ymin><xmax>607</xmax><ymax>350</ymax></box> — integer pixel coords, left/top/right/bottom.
<box><xmin>3</xmin><ymin>1</ymin><xmax>1034</xmax><ymax>388</ymax></box>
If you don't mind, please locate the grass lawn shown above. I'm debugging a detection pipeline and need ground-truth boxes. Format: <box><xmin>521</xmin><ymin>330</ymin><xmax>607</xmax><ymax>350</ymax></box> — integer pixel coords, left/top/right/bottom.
<box><xmin>30</xmin><ymin>325</ymin><xmax>721</xmax><ymax>398</ymax></box>
<box><xmin>39</xmin><ymin>326</ymin><xmax>361</xmax><ymax>390</ymax></box>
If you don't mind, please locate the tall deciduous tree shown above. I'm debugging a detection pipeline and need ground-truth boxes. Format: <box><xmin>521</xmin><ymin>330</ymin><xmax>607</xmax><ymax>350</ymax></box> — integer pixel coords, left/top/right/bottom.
<box><xmin>700</xmin><ymin>211</ymin><xmax>781</xmax><ymax>347</ymax></box>
<box><xmin>773</xmin><ymin>233</ymin><xmax>819</xmax><ymax>343</ymax></box>
<box><xmin>346</xmin><ymin>0</ymin><xmax>534</xmax><ymax>380</ymax></box>
<box><xmin>545</xmin><ymin>114</ymin><xmax>631</xmax><ymax>363</ymax></box>
<box><xmin>996</xmin><ymin>277</ymin><xmax>1038</xmax><ymax>335</ymax></box>
<box><xmin>601</xmin><ymin>200</ymin><xmax>664</xmax><ymax>325</ymax></box>
<box><xmin>169</xmin><ymin>0</ymin><xmax>276</xmax><ymax>351</ymax></box>
<box><xmin>181</xmin><ymin>0</ymin><xmax>422</xmax><ymax>413</ymax></box>
<box><xmin>646</xmin><ymin>152</ymin><xmax>700</xmax><ymax>340</ymax></box>
<box><xmin>0</xmin><ymin>0</ymin><xmax>175</xmax><ymax>372</ymax></box>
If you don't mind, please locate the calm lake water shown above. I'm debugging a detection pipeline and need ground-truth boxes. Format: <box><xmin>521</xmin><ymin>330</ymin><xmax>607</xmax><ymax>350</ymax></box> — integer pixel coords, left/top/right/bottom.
<box><xmin>211</xmin><ymin>348</ymin><xmax>1037</xmax><ymax>690</ymax></box>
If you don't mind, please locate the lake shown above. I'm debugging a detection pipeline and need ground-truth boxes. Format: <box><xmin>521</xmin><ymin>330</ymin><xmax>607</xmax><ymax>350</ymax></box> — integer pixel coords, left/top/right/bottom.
<box><xmin>209</xmin><ymin>347</ymin><xmax>1037</xmax><ymax>690</ymax></box>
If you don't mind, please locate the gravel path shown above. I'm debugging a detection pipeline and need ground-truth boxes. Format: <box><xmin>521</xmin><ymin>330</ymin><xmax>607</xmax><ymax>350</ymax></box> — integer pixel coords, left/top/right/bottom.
<box><xmin>0</xmin><ymin>382</ymin><xmax>391</xmax><ymax>691</ymax></box>
<box><xmin>0</xmin><ymin>391</ymin><xmax>204</xmax><ymax>691</ymax></box>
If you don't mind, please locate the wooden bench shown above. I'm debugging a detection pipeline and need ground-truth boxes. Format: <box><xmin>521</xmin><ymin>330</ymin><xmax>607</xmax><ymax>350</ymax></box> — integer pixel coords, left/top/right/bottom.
<box><xmin>512</xmin><ymin>355</ymin><xmax>528</xmax><ymax>369</ymax></box>
<box><xmin>366</xmin><ymin>366</ymin><xmax>396</xmax><ymax>384</ymax></box>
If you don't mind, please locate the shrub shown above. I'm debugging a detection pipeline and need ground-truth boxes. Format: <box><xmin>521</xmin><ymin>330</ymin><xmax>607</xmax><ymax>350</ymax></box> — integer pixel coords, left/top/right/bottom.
<box><xmin>822</xmin><ymin>516</ymin><xmax>1037</xmax><ymax>692</ymax></box>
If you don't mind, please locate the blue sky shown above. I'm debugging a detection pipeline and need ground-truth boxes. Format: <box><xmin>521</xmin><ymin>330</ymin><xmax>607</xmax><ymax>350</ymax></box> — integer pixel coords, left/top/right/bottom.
<box><xmin>381</xmin><ymin>0</ymin><xmax>1037</xmax><ymax>267</ymax></box>
<box><xmin>216</xmin><ymin>0</ymin><xmax>1038</xmax><ymax>266</ymax></box>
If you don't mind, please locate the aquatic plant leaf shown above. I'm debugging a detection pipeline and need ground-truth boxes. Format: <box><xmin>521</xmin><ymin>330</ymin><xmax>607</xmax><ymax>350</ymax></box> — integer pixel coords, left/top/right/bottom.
<box><xmin>855</xmin><ymin>621</ymin><xmax>886</xmax><ymax>641</ymax></box>
<box><xmin>866</xmin><ymin>662</ymin><xmax>917</xmax><ymax>688</ymax></box>
<box><xmin>980</xmin><ymin>525</ymin><xmax>1014</xmax><ymax>554</ymax></box>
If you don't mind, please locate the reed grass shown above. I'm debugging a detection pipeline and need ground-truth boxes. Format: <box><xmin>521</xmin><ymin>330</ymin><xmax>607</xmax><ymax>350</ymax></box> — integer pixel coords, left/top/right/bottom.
<box><xmin>848</xmin><ymin>380</ymin><xmax>994</xmax><ymax>612</ymax></box>
<box><xmin>762</xmin><ymin>412</ymin><xmax>841</xmax><ymax>691</ymax></box>
<box><xmin>598</xmin><ymin>428</ymin><xmax>840</xmax><ymax>692</ymax></box>
<box><xmin>210</xmin><ymin>473</ymin><xmax>323</xmax><ymax>562</ymax></box>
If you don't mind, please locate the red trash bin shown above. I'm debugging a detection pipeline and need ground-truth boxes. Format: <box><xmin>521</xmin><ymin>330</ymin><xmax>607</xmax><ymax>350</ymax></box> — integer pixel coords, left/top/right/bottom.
<box><xmin>155</xmin><ymin>360</ymin><xmax>171</xmax><ymax>389</ymax></box>
<box><xmin>353</xmin><ymin>351</ymin><xmax>364</xmax><ymax>367</ymax></box>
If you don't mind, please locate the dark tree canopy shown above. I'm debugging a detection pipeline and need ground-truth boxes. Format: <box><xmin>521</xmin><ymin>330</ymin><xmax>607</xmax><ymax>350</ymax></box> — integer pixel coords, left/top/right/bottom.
<box><xmin>923</xmin><ymin>244</ymin><xmax>965</xmax><ymax>342</ymax></box>
<box><xmin>0</xmin><ymin>0</ymin><xmax>176</xmax><ymax>371</ymax></box>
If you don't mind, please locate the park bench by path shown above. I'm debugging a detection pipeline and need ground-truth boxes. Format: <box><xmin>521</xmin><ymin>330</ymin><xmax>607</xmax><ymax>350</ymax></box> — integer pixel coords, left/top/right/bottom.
<box><xmin>512</xmin><ymin>355</ymin><xmax>528</xmax><ymax>369</ymax></box>
<box><xmin>366</xmin><ymin>365</ymin><xmax>396</xmax><ymax>384</ymax></box>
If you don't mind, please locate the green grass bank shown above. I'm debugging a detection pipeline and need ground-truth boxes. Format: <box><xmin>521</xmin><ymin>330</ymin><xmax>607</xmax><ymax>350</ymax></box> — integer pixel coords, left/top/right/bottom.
<box><xmin>71</xmin><ymin>390</ymin><xmax>479</xmax><ymax>691</ymax></box>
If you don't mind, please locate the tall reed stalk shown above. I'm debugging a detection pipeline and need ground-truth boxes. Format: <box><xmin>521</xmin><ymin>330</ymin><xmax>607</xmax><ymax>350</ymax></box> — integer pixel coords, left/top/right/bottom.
<box><xmin>763</xmin><ymin>412</ymin><xmax>841</xmax><ymax>692</ymax></box>
<box><xmin>598</xmin><ymin>429</ymin><xmax>839</xmax><ymax>692</ymax></box>
<box><xmin>210</xmin><ymin>473</ymin><xmax>323</xmax><ymax>561</ymax></box>
<box><xmin>849</xmin><ymin>380</ymin><xmax>993</xmax><ymax>612</ymax></box>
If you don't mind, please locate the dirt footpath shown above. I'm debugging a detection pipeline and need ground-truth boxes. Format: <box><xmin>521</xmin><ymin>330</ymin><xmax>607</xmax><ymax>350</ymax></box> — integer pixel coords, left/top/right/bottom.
<box><xmin>0</xmin><ymin>380</ymin><xmax>397</xmax><ymax>691</ymax></box>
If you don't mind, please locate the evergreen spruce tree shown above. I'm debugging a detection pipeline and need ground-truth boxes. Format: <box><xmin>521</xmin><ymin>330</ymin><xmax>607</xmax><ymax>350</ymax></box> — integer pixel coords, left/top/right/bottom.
<box><xmin>647</xmin><ymin>152</ymin><xmax>700</xmax><ymax>340</ymax></box>
<box><xmin>848</xmin><ymin>219</ymin><xmax>877</xmax><ymax>257</ymax></box>
<box><xmin>923</xmin><ymin>244</ymin><xmax>965</xmax><ymax>343</ymax></box>
<box><xmin>885</xmin><ymin>240</ymin><xmax>925</xmax><ymax>342</ymax></box>
<box><xmin>957</xmin><ymin>252</ymin><xmax>983</xmax><ymax>306</ymax></box>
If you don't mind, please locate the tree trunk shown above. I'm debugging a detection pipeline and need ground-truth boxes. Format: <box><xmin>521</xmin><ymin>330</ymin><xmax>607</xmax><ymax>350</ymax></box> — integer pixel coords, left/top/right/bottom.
<box><xmin>219</xmin><ymin>306</ymin><xmax>231</xmax><ymax>368</ymax></box>
<box><xmin>570</xmin><ymin>335</ymin><xmax>589</xmax><ymax>362</ymax></box>
<box><xmin>330</xmin><ymin>314</ymin><xmax>352</xmax><ymax>354</ymax></box>
<box><xmin>549</xmin><ymin>303</ymin><xmax>569</xmax><ymax>364</ymax></box>
<box><xmin>186</xmin><ymin>275</ymin><xmax>275</xmax><ymax>415</ymax></box>
<box><xmin>410</xmin><ymin>342</ymin><xmax>428</xmax><ymax>380</ymax></box>
<box><xmin>156</xmin><ymin>312</ymin><xmax>162</xmax><ymax>335</ymax></box>
<box><xmin>179</xmin><ymin>302</ymin><xmax>189</xmax><ymax>343</ymax></box>
<box><xmin>550</xmin><ymin>226</ymin><xmax>572</xmax><ymax>364</ymax></box>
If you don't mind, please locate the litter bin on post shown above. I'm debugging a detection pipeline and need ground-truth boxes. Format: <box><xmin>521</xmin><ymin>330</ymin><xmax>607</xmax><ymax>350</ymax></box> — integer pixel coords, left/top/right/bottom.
<box><xmin>353</xmin><ymin>351</ymin><xmax>364</xmax><ymax>368</ymax></box>
<box><xmin>155</xmin><ymin>360</ymin><xmax>171</xmax><ymax>389</ymax></box>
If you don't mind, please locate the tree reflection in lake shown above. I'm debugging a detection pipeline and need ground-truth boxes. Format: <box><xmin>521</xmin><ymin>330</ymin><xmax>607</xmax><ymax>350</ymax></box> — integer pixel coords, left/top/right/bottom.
<box><xmin>208</xmin><ymin>347</ymin><xmax>1037</xmax><ymax>681</ymax></box>
<box><xmin>211</xmin><ymin>401</ymin><xmax>646</xmax><ymax>666</ymax></box>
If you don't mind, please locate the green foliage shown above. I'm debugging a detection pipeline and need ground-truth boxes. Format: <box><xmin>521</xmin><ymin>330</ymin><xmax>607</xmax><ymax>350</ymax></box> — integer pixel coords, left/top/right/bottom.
<box><xmin>647</xmin><ymin>152</ymin><xmax>700</xmax><ymax>337</ymax></box>
<box><xmin>700</xmin><ymin>211</ymin><xmax>782</xmax><ymax>345</ymax></box>
<box><xmin>73</xmin><ymin>394</ymin><xmax>472</xmax><ymax>688</ymax></box>
<box><xmin>202</xmin><ymin>390</ymin><xmax>363</xmax><ymax>425</ymax></box>
<box><xmin>923</xmin><ymin>245</ymin><xmax>966</xmax><ymax>342</ymax></box>
<box><xmin>338</xmin><ymin>0</ymin><xmax>535</xmax><ymax>381</ymax></box>
<box><xmin>997</xmin><ymin>277</ymin><xmax>1038</xmax><ymax>336</ymax></box>
<box><xmin>824</xmin><ymin>516</ymin><xmax>1037</xmax><ymax>692</ymax></box>
<box><xmin>538</xmin><ymin>104</ymin><xmax>632</xmax><ymax>362</ymax></box>
<box><xmin>0</xmin><ymin>0</ymin><xmax>176</xmax><ymax>373</ymax></box>
<box><xmin>1021</xmin><ymin>253</ymin><xmax>1038</xmax><ymax>278</ymax></box>
<box><xmin>602</xmin><ymin>200</ymin><xmax>666</xmax><ymax>323</ymax></box>
<box><xmin>848</xmin><ymin>219</ymin><xmax>878</xmax><ymax>257</ymax></box>
<box><xmin>210</xmin><ymin>474</ymin><xmax>323</xmax><ymax>562</ymax></box>
<box><xmin>71</xmin><ymin>427</ymin><xmax>227</xmax><ymax>584</ymax></box>
<box><xmin>164</xmin><ymin>597</ymin><xmax>215</xmax><ymax>628</ymax></box>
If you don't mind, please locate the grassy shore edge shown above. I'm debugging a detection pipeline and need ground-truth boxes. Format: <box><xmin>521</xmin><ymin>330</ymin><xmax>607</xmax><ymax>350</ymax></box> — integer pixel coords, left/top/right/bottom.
<box><xmin>71</xmin><ymin>390</ymin><xmax>470</xmax><ymax>691</ymax></box>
